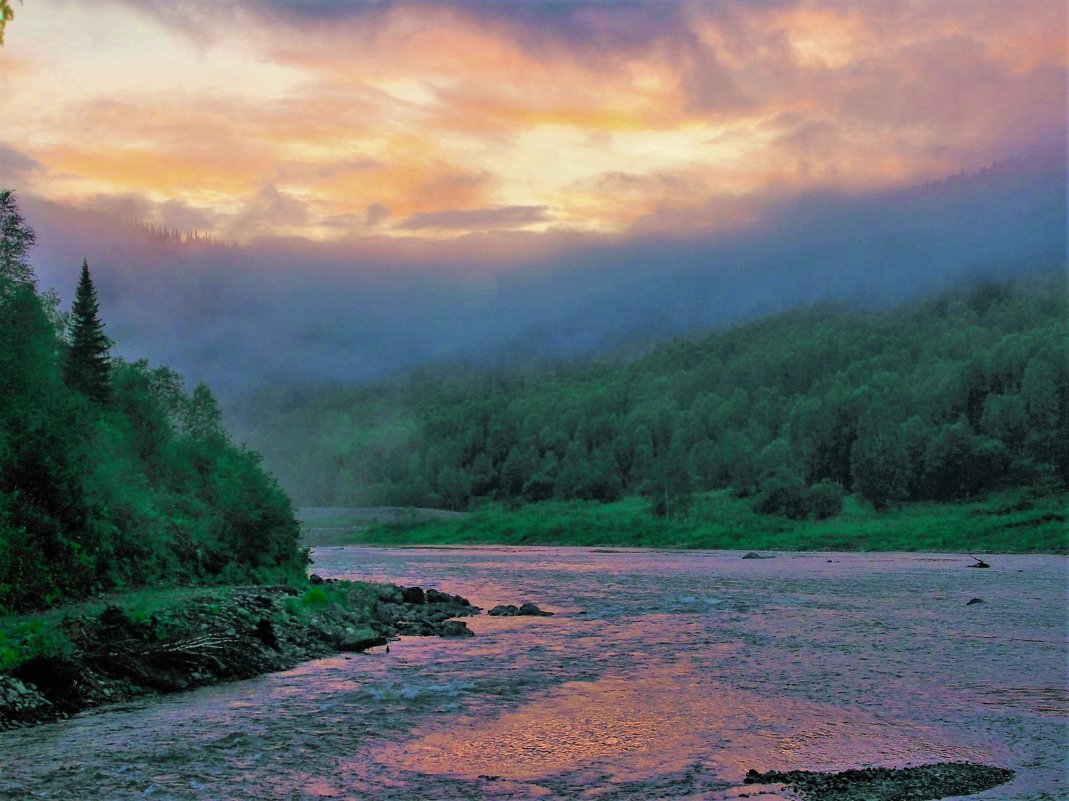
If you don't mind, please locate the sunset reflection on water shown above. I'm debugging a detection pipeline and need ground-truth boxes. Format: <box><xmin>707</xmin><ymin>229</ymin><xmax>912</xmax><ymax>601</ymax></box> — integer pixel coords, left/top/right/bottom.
<box><xmin>0</xmin><ymin>547</ymin><xmax>1064</xmax><ymax>800</ymax></box>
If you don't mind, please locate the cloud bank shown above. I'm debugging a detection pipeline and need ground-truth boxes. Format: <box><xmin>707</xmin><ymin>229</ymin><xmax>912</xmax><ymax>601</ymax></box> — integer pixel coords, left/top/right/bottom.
<box><xmin>20</xmin><ymin>150</ymin><xmax>1066</xmax><ymax>399</ymax></box>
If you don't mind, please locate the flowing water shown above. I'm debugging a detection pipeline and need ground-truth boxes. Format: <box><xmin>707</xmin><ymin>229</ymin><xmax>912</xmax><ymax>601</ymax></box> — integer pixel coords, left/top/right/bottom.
<box><xmin>2</xmin><ymin>547</ymin><xmax>1066</xmax><ymax>800</ymax></box>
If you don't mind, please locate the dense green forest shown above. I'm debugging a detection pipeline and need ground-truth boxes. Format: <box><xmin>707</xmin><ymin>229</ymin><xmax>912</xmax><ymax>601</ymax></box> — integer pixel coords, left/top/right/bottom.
<box><xmin>237</xmin><ymin>269</ymin><xmax>1068</xmax><ymax>524</ymax></box>
<box><xmin>0</xmin><ymin>190</ymin><xmax>305</xmax><ymax>612</ymax></box>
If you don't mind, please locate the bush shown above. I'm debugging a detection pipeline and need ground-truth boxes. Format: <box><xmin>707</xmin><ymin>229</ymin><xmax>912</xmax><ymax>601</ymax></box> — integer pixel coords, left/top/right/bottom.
<box><xmin>753</xmin><ymin>475</ymin><xmax>810</xmax><ymax>519</ymax></box>
<box><xmin>807</xmin><ymin>480</ymin><xmax>845</xmax><ymax>519</ymax></box>
<box><xmin>753</xmin><ymin>476</ymin><xmax>844</xmax><ymax>520</ymax></box>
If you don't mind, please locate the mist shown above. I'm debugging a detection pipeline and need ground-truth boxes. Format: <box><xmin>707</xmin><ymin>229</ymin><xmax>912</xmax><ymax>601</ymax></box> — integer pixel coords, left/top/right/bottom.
<box><xmin>19</xmin><ymin>148</ymin><xmax>1066</xmax><ymax>401</ymax></box>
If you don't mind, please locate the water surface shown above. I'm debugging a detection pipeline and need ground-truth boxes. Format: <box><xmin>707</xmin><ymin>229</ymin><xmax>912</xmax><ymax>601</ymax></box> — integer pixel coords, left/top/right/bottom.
<box><xmin>2</xmin><ymin>547</ymin><xmax>1065</xmax><ymax>800</ymax></box>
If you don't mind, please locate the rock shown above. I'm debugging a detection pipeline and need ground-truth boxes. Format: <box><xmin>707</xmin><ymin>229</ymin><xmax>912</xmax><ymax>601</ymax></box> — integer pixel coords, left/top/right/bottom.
<box><xmin>255</xmin><ymin>617</ymin><xmax>279</xmax><ymax>650</ymax></box>
<box><xmin>742</xmin><ymin>552</ymin><xmax>773</xmax><ymax>559</ymax></box>
<box><xmin>338</xmin><ymin>632</ymin><xmax>388</xmax><ymax>651</ymax></box>
<box><xmin>440</xmin><ymin>621</ymin><xmax>474</xmax><ymax>638</ymax></box>
<box><xmin>309</xmin><ymin>574</ymin><xmax>325</xmax><ymax>584</ymax></box>
<box><xmin>743</xmin><ymin>762</ymin><xmax>1013</xmax><ymax>800</ymax></box>
<box><xmin>401</xmin><ymin>586</ymin><xmax>426</xmax><ymax>605</ymax></box>
<box><xmin>518</xmin><ymin>603</ymin><xmax>553</xmax><ymax>617</ymax></box>
<box><xmin>488</xmin><ymin>603</ymin><xmax>553</xmax><ymax>616</ymax></box>
<box><xmin>966</xmin><ymin>597</ymin><xmax>984</xmax><ymax>605</ymax></box>
<box><xmin>425</xmin><ymin>588</ymin><xmax>453</xmax><ymax>604</ymax></box>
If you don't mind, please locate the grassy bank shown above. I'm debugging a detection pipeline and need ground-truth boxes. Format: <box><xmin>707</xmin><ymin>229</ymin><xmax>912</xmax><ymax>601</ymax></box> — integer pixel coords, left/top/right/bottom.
<box><xmin>348</xmin><ymin>489</ymin><xmax>1068</xmax><ymax>553</ymax></box>
<box><xmin>1</xmin><ymin>579</ymin><xmax>481</xmax><ymax>728</ymax></box>
<box><xmin>0</xmin><ymin>582</ymin><xmax>380</xmax><ymax>678</ymax></box>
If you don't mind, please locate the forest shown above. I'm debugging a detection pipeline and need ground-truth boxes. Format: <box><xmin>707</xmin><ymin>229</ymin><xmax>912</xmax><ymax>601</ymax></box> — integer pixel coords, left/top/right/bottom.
<box><xmin>0</xmin><ymin>191</ymin><xmax>306</xmax><ymax>612</ymax></box>
<box><xmin>236</xmin><ymin>268</ymin><xmax>1068</xmax><ymax>524</ymax></box>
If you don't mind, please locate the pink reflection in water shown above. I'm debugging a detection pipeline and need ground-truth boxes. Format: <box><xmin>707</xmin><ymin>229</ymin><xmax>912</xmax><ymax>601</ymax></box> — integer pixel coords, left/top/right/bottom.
<box><xmin>374</xmin><ymin>661</ymin><xmax>992</xmax><ymax>785</ymax></box>
<box><xmin>0</xmin><ymin>547</ymin><xmax>1063</xmax><ymax>800</ymax></box>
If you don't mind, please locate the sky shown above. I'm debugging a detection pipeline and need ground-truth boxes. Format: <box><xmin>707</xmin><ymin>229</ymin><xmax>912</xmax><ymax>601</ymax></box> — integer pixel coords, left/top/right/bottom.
<box><xmin>0</xmin><ymin>0</ymin><xmax>1066</xmax><ymax>394</ymax></box>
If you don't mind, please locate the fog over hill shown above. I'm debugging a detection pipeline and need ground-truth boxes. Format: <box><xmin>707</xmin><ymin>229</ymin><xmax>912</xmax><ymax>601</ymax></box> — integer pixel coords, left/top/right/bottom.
<box><xmin>18</xmin><ymin>148</ymin><xmax>1067</xmax><ymax>400</ymax></box>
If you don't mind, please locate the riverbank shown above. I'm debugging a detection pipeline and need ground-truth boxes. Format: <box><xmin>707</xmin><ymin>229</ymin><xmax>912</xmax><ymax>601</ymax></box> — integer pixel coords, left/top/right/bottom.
<box><xmin>337</xmin><ymin>488</ymin><xmax>1067</xmax><ymax>553</ymax></box>
<box><xmin>0</xmin><ymin>580</ymin><xmax>478</xmax><ymax>730</ymax></box>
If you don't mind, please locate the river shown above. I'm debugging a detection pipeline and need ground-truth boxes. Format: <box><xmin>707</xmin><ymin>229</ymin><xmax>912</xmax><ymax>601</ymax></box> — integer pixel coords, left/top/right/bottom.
<box><xmin>1</xmin><ymin>547</ymin><xmax>1066</xmax><ymax>800</ymax></box>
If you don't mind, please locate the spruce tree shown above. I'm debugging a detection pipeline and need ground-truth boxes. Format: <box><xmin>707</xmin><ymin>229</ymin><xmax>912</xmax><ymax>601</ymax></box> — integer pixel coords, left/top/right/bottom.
<box><xmin>0</xmin><ymin>188</ymin><xmax>37</xmax><ymax>297</ymax></box>
<box><xmin>65</xmin><ymin>259</ymin><xmax>112</xmax><ymax>403</ymax></box>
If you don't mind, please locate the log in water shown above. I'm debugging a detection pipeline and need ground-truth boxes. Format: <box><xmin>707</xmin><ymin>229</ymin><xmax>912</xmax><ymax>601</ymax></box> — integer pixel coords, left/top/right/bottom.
<box><xmin>1</xmin><ymin>547</ymin><xmax>1065</xmax><ymax>800</ymax></box>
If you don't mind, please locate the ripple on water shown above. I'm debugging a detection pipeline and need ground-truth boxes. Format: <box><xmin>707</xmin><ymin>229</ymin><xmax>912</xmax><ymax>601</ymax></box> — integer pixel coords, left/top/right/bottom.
<box><xmin>0</xmin><ymin>547</ymin><xmax>1064</xmax><ymax>801</ymax></box>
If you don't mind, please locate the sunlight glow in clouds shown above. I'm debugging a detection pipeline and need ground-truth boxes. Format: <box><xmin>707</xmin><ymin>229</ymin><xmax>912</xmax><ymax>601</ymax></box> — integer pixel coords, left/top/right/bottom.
<box><xmin>0</xmin><ymin>0</ymin><xmax>1064</xmax><ymax>245</ymax></box>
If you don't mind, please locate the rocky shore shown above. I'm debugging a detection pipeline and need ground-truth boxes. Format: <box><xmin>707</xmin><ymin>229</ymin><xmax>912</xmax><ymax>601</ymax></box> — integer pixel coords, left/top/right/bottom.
<box><xmin>744</xmin><ymin>762</ymin><xmax>1016</xmax><ymax>800</ymax></box>
<box><xmin>0</xmin><ymin>580</ymin><xmax>479</xmax><ymax>730</ymax></box>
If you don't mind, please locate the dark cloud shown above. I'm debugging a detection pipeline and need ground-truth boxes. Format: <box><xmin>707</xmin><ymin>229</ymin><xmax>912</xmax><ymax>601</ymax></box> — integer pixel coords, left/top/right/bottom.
<box><xmin>365</xmin><ymin>202</ymin><xmax>391</xmax><ymax>226</ymax></box>
<box><xmin>0</xmin><ymin>143</ymin><xmax>46</xmax><ymax>183</ymax></box>
<box><xmin>112</xmin><ymin>0</ymin><xmax>708</xmax><ymax>55</ymax></box>
<box><xmin>230</xmin><ymin>184</ymin><xmax>310</xmax><ymax>236</ymax></box>
<box><xmin>159</xmin><ymin>199</ymin><xmax>220</xmax><ymax>233</ymax></box>
<box><xmin>398</xmin><ymin>204</ymin><xmax>551</xmax><ymax>230</ymax></box>
<box><xmin>83</xmin><ymin>193</ymin><xmax>154</xmax><ymax>223</ymax></box>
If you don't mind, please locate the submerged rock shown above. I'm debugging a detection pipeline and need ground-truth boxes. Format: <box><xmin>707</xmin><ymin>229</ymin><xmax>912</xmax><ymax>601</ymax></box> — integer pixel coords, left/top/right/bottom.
<box><xmin>518</xmin><ymin>603</ymin><xmax>553</xmax><ymax>616</ymax></box>
<box><xmin>741</xmin><ymin>552</ymin><xmax>774</xmax><ymax>560</ymax></box>
<box><xmin>966</xmin><ymin>597</ymin><xmax>984</xmax><ymax>605</ymax></box>
<box><xmin>488</xmin><ymin>603</ymin><xmax>553</xmax><ymax>617</ymax></box>
<box><xmin>743</xmin><ymin>762</ymin><xmax>1014</xmax><ymax>801</ymax></box>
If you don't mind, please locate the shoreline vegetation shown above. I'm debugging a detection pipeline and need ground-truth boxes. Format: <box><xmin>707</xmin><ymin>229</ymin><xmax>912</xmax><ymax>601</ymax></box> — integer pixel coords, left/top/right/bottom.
<box><xmin>0</xmin><ymin>579</ymin><xmax>479</xmax><ymax>730</ymax></box>
<box><xmin>305</xmin><ymin>487</ymin><xmax>1068</xmax><ymax>553</ymax></box>
<box><xmin>238</xmin><ymin>270</ymin><xmax>1068</xmax><ymax>534</ymax></box>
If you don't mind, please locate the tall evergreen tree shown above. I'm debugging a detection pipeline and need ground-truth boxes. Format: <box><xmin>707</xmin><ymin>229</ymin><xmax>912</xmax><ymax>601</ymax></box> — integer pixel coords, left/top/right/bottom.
<box><xmin>0</xmin><ymin>188</ymin><xmax>37</xmax><ymax>297</ymax></box>
<box><xmin>64</xmin><ymin>259</ymin><xmax>112</xmax><ymax>404</ymax></box>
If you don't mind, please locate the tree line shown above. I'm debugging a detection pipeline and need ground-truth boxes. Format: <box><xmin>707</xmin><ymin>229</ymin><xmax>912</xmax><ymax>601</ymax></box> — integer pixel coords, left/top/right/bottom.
<box><xmin>0</xmin><ymin>190</ymin><xmax>305</xmax><ymax>612</ymax></box>
<box><xmin>236</xmin><ymin>268</ymin><xmax>1068</xmax><ymax>522</ymax></box>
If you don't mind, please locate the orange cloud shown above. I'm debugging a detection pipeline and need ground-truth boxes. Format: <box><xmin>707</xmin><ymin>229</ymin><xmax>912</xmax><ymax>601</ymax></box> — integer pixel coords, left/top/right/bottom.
<box><xmin>0</xmin><ymin>0</ymin><xmax>1062</xmax><ymax>244</ymax></box>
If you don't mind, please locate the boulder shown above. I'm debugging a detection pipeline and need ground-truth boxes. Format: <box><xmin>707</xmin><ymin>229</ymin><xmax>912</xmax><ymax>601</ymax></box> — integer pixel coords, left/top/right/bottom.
<box><xmin>425</xmin><ymin>588</ymin><xmax>453</xmax><ymax>605</ymax></box>
<box><xmin>518</xmin><ymin>603</ymin><xmax>553</xmax><ymax>617</ymax></box>
<box><xmin>440</xmin><ymin>621</ymin><xmax>474</xmax><ymax>638</ymax></box>
<box><xmin>488</xmin><ymin>603</ymin><xmax>553</xmax><ymax>616</ymax></box>
<box><xmin>401</xmin><ymin>586</ymin><xmax>426</xmax><ymax>605</ymax></box>
<box><xmin>338</xmin><ymin>632</ymin><xmax>388</xmax><ymax>651</ymax></box>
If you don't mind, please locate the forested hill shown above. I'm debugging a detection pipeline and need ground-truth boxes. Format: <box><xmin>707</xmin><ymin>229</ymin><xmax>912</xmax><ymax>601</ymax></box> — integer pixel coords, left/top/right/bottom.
<box><xmin>235</xmin><ymin>269</ymin><xmax>1068</xmax><ymax>518</ymax></box>
<box><xmin>0</xmin><ymin>191</ymin><xmax>306</xmax><ymax>613</ymax></box>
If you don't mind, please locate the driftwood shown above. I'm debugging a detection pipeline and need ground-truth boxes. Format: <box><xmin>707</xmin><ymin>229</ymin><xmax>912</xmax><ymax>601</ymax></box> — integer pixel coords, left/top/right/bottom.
<box><xmin>966</xmin><ymin>554</ymin><xmax>990</xmax><ymax>568</ymax></box>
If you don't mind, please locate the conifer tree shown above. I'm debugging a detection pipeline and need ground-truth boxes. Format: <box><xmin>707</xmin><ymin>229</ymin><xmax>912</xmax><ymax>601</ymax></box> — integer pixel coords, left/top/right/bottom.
<box><xmin>65</xmin><ymin>259</ymin><xmax>112</xmax><ymax>403</ymax></box>
<box><xmin>0</xmin><ymin>188</ymin><xmax>37</xmax><ymax>297</ymax></box>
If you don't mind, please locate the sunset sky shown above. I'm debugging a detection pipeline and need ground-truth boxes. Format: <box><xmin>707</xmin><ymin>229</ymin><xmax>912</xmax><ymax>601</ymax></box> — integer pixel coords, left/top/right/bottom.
<box><xmin>0</xmin><ymin>1</ymin><xmax>1065</xmax><ymax>392</ymax></box>
<box><xmin>2</xmin><ymin>0</ymin><xmax>1064</xmax><ymax>245</ymax></box>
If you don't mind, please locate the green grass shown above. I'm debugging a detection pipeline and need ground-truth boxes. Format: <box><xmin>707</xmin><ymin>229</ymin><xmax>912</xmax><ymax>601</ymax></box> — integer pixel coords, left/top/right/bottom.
<box><xmin>352</xmin><ymin>489</ymin><xmax>1068</xmax><ymax>554</ymax></box>
<box><xmin>0</xmin><ymin>580</ymin><xmax>387</xmax><ymax>676</ymax></box>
